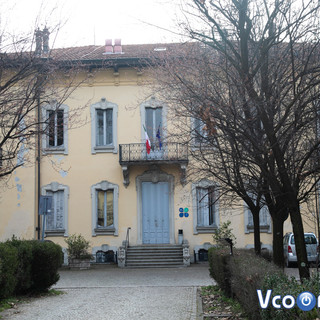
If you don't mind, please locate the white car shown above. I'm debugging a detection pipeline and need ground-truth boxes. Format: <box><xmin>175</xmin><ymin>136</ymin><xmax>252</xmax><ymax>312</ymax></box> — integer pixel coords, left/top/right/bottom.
<box><xmin>283</xmin><ymin>232</ymin><xmax>318</xmax><ymax>267</ymax></box>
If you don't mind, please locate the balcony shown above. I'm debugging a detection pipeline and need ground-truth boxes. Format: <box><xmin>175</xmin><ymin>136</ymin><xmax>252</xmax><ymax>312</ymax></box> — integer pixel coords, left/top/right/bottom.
<box><xmin>119</xmin><ymin>142</ymin><xmax>188</xmax><ymax>186</ymax></box>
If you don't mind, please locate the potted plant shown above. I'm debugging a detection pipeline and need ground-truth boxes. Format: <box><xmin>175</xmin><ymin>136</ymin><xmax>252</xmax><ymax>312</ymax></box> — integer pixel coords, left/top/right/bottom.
<box><xmin>65</xmin><ymin>234</ymin><xmax>93</xmax><ymax>270</ymax></box>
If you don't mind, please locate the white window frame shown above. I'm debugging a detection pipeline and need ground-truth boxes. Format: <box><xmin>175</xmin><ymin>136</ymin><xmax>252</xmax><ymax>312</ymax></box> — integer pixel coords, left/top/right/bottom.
<box><xmin>192</xmin><ymin>179</ymin><xmax>219</xmax><ymax>234</ymax></box>
<box><xmin>91</xmin><ymin>98</ymin><xmax>118</xmax><ymax>154</ymax></box>
<box><xmin>42</xmin><ymin>102</ymin><xmax>69</xmax><ymax>155</ymax></box>
<box><xmin>140</xmin><ymin>97</ymin><xmax>167</xmax><ymax>144</ymax></box>
<box><xmin>193</xmin><ymin>117</ymin><xmax>208</xmax><ymax>145</ymax></box>
<box><xmin>91</xmin><ymin>180</ymin><xmax>119</xmax><ymax>236</ymax></box>
<box><xmin>244</xmin><ymin>195</ymin><xmax>272</xmax><ymax>234</ymax></box>
<box><xmin>41</xmin><ymin>182</ymin><xmax>69</xmax><ymax>237</ymax></box>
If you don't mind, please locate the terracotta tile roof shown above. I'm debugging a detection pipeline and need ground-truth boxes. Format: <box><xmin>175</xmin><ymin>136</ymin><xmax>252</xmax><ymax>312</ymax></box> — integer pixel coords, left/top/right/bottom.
<box><xmin>49</xmin><ymin>43</ymin><xmax>192</xmax><ymax>63</ymax></box>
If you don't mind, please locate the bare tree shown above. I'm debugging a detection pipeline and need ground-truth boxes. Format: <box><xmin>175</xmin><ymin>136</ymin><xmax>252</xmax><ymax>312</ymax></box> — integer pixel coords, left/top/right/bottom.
<box><xmin>151</xmin><ymin>0</ymin><xmax>320</xmax><ymax>280</ymax></box>
<box><xmin>0</xmin><ymin>27</ymin><xmax>84</xmax><ymax>182</ymax></box>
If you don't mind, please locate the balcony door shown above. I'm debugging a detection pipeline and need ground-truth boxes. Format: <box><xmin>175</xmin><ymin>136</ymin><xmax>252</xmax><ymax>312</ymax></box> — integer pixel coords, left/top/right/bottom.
<box><xmin>145</xmin><ymin>107</ymin><xmax>164</xmax><ymax>159</ymax></box>
<box><xmin>142</xmin><ymin>181</ymin><xmax>169</xmax><ymax>244</ymax></box>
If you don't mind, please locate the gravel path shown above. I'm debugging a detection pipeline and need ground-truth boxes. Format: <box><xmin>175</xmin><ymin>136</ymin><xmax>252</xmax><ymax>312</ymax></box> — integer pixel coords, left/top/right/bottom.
<box><xmin>1</xmin><ymin>264</ymin><xmax>214</xmax><ymax>320</ymax></box>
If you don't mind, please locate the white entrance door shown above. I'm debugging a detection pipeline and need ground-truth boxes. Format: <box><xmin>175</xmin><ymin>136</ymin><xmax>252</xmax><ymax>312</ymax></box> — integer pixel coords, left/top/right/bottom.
<box><xmin>142</xmin><ymin>182</ymin><xmax>170</xmax><ymax>244</ymax></box>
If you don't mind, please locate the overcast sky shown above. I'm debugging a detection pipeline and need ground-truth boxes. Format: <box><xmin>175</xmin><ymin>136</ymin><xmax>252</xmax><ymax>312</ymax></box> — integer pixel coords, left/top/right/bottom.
<box><xmin>2</xmin><ymin>0</ymin><xmax>187</xmax><ymax>48</ymax></box>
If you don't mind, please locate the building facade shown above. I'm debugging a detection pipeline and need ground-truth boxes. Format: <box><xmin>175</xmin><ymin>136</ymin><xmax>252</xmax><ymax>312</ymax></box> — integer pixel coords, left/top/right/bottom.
<box><xmin>0</xmin><ymin>40</ymin><xmax>317</xmax><ymax>265</ymax></box>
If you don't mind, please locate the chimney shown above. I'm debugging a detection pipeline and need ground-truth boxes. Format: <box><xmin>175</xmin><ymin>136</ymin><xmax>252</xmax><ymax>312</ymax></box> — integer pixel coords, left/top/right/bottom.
<box><xmin>42</xmin><ymin>27</ymin><xmax>50</xmax><ymax>54</ymax></box>
<box><xmin>104</xmin><ymin>39</ymin><xmax>113</xmax><ymax>54</ymax></box>
<box><xmin>114</xmin><ymin>39</ymin><xmax>122</xmax><ymax>53</ymax></box>
<box><xmin>35</xmin><ymin>29</ymin><xmax>42</xmax><ymax>56</ymax></box>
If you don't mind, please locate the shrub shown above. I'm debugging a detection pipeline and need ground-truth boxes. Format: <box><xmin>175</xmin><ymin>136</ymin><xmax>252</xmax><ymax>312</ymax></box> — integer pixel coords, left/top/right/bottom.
<box><xmin>29</xmin><ymin>240</ymin><xmax>63</xmax><ymax>292</ymax></box>
<box><xmin>208</xmin><ymin>246</ymin><xmax>232</xmax><ymax>297</ymax></box>
<box><xmin>7</xmin><ymin>237</ymin><xmax>33</xmax><ymax>294</ymax></box>
<box><xmin>65</xmin><ymin>234</ymin><xmax>92</xmax><ymax>259</ymax></box>
<box><xmin>208</xmin><ymin>248</ymin><xmax>284</xmax><ymax>320</ymax></box>
<box><xmin>0</xmin><ymin>243</ymin><xmax>18</xmax><ymax>298</ymax></box>
<box><xmin>261</xmin><ymin>272</ymin><xmax>320</xmax><ymax>320</ymax></box>
<box><xmin>228</xmin><ymin>249</ymin><xmax>282</xmax><ymax>320</ymax></box>
<box><xmin>213</xmin><ymin>220</ymin><xmax>237</xmax><ymax>246</ymax></box>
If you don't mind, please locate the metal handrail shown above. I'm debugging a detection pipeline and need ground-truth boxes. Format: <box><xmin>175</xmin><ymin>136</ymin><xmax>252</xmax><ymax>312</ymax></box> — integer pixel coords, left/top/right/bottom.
<box><xmin>119</xmin><ymin>142</ymin><xmax>188</xmax><ymax>164</ymax></box>
<box><xmin>125</xmin><ymin>227</ymin><xmax>131</xmax><ymax>266</ymax></box>
<box><xmin>125</xmin><ymin>227</ymin><xmax>131</xmax><ymax>248</ymax></box>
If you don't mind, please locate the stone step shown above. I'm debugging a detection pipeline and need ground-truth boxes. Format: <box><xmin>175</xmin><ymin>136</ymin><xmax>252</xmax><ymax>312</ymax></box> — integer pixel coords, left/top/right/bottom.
<box><xmin>125</xmin><ymin>245</ymin><xmax>185</xmax><ymax>268</ymax></box>
<box><xmin>127</xmin><ymin>257</ymin><xmax>183</xmax><ymax>262</ymax></box>
<box><xmin>127</xmin><ymin>253</ymin><xmax>183</xmax><ymax>257</ymax></box>
<box><xmin>126</xmin><ymin>261</ymin><xmax>185</xmax><ymax>267</ymax></box>
<box><xmin>127</xmin><ymin>250</ymin><xmax>182</xmax><ymax>255</ymax></box>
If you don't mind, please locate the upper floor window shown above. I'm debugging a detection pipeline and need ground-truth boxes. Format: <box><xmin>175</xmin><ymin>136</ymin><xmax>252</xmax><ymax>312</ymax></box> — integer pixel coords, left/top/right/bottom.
<box><xmin>41</xmin><ymin>182</ymin><xmax>69</xmax><ymax>237</ymax></box>
<box><xmin>48</xmin><ymin>110</ymin><xmax>64</xmax><ymax>147</ymax></box>
<box><xmin>91</xmin><ymin>98</ymin><xmax>118</xmax><ymax>154</ymax></box>
<box><xmin>192</xmin><ymin>180</ymin><xmax>219</xmax><ymax>234</ymax></box>
<box><xmin>42</xmin><ymin>102</ymin><xmax>69</xmax><ymax>154</ymax></box>
<box><xmin>140</xmin><ymin>97</ymin><xmax>167</xmax><ymax>146</ymax></box>
<box><xmin>145</xmin><ymin>107</ymin><xmax>162</xmax><ymax>145</ymax></box>
<box><xmin>193</xmin><ymin>117</ymin><xmax>209</xmax><ymax>145</ymax></box>
<box><xmin>96</xmin><ymin>109</ymin><xmax>113</xmax><ymax>147</ymax></box>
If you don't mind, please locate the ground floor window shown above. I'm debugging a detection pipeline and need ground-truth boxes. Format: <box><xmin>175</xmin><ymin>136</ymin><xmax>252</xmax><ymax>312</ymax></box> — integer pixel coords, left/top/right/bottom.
<box><xmin>97</xmin><ymin>189</ymin><xmax>114</xmax><ymax>228</ymax></box>
<box><xmin>192</xmin><ymin>180</ymin><xmax>219</xmax><ymax>234</ymax></box>
<box><xmin>41</xmin><ymin>182</ymin><xmax>69</xmax><ymax>237</ymax></box>
<box><xmin>91</xmin><ymin>181</ymin><xmax>119</xmax><ymax>236</ymax></box>
<box><xmin>244</xmin><ymin>193</ymin><xmax>271</xmax><ymax>233</ymax></box>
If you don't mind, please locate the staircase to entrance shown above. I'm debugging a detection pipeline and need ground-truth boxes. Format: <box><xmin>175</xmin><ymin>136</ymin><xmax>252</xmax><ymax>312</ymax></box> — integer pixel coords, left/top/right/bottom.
<box><xmin>125</xmin><ymin>244</ymin><xmax>184</xmax><ymax>268</ymax></box>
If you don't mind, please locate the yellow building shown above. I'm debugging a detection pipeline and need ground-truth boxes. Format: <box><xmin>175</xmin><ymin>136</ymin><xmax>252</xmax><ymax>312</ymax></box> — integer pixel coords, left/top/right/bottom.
<box><xmin>0</xmin><ymin>39</ymin><xmax>317</xmax><ymax>267</ymax></box>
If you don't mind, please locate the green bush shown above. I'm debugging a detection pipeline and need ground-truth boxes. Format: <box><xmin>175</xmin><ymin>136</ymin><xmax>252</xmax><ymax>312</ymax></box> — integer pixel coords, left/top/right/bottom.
<box><xmin>0</xmin><ymin>243</ymin><xmax>18</xmax><ymax>298</ymax></box>
<box><xmin>208</xmin><ymin>246</ymin><xmax>232</xmax><ymax>297</ymax></box>
<box><xmin>65</xmin><ymin>234</ymin><xmax>92</xmax><ymax>259</ymax></box>
<box><xmin>208</xmin><ymin>248</ymin><xmax>286</xmax><ymax>320</ymax></box>
<box><xmin>7</xmin><ymin>238</ymin><xmax>33</xmax><ymax>294</ymax></box>
<box><xmin>228</xmin><ymin>249</ymin><xmax>282</xmax><ymax>320</ymax></box>
<box><xmin>261</xmin><ymin>273</ymin><xmax>320</xmax><ymax>320</ymax></box>
<box><xmin>29</xmin><ymin>240</ymin><xmax>62</xmax><ymax>292</ymax></box>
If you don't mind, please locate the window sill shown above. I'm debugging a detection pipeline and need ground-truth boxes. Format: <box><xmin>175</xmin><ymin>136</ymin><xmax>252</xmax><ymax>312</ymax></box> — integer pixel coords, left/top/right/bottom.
<box><xmin>43</xmin><ymin>147</ymin><xmax>67</xmax><ymax>155</ymax></box>
<box><xmin>93</xmin><ymin>146</ymin><xmax>117</xmax><ymax>154</ymax></box>
<box><xmin>247</xmin><ymin>225</ymin><xmax>270</xmax><ymax>233</ymax></box>
<box><xmin>196</xmin><ymin>226</ymin><xmax>217</xmax><ymax>234</ymax></box>
<box><xmin>94</xmin><ymin>228</ymin><xmax>116</xmax><ymax>236</ymax></box>
<box><xmin>45</xmin><ymin>229</ymin><xmax>66</xmax><ymax>237</ymax></box>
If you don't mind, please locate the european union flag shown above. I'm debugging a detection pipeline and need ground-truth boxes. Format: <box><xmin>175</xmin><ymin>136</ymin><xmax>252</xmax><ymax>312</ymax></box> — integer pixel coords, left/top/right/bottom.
<box><xmin>156</xmin><ymin>127</ymin><xmax>162</xmax><ymax>150</ymax></box>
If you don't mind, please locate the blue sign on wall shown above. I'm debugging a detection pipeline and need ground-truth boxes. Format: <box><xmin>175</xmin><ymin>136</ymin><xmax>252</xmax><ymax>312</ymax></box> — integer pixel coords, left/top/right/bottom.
<box><xmin>179</xmin><ymin>208</ymin><xmax>189</xmax><ymax>218</ymax></box>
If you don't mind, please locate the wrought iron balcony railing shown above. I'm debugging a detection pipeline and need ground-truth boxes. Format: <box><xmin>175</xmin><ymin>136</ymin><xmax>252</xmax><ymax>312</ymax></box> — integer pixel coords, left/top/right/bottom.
<box><xmin>119</xmin><ymin>142</ymin><xmax>188</xmax><ymax>164</ymax></box>
<box><xmin>119</xmin><ymin>143</ymin><xmax>188</xmax><ymax>187</ymax></box>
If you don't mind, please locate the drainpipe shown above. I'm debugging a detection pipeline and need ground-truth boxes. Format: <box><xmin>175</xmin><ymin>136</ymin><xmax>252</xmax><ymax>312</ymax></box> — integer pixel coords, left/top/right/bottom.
<box><xmin>36</xmin><ymin>87</ymin><xmax>41</xmax><ymax>240</ymax></box>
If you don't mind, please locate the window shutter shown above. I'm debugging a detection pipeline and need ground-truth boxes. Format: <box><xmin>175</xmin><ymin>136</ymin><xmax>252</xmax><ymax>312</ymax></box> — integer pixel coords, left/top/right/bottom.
<box><xmin>106</xmin><ymin>109</ymin><xmax>113</xmax><ymax>145</ymax></box>
<box><xmin>57</xmin><ymin>111</ymin><xmax>64</xmax><ymax>146</ymax></box>
<box><xmin>247</xmin><ymin>211</ymin><xmax>254</xmax><ymax>226</ymax></box>
<box><xmin>46</xmin><ymin>191</ymin><xmax>54</xmax><ymax>229</ymax></box>
<box><xmin>155</xmin><ymin>108</ymin><xmax>162</xmax><ymax>138</ymax></box>
<box><xmin>48</xmin><ymin>111</ymin><xmax>55</xmax><ymax>147</ymax></box>
<box><xmin>259</xmin><ymin>204</ymin><xmax>269</xmax><ymax>226</ymax></box>
<box><xmin>197</xmin><ymin>187</ymin><xmax>208</xmax><ymax>226</ymax></box>
<box><xmin>56</xmin><ymin>190</ymin><xmax>64</xmax><ymax>229</ymax></box>
<box><xmin>96</xmin><ymin>110</ymin><xmax>104</xmax><ymax>146</ymax></box>
<box><xmin>145</xmin><ymin>108</ymin><xmax>154</xmax><ymax>143</ymax></box>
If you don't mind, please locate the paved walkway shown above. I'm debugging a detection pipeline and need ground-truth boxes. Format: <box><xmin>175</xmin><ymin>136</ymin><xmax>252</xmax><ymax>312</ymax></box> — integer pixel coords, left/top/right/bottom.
<box><xmin>1</xmin><ymin>263</ymin><xmax>214</xmax><ymax>320</ymax></box>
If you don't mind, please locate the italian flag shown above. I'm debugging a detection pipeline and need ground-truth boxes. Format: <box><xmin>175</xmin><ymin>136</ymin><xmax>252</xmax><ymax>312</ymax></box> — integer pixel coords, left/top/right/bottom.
<box><xmin>143</xmin><ymin>125</ymin><xmax>151</xmax><ymax>154</ymax></box>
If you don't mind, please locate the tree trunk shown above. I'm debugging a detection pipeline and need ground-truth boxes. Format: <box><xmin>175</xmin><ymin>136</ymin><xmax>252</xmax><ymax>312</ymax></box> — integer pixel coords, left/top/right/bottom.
<box><xmin>290</xmin><ymin>204</ymin><xmax>310</xmax><ymax>280</ymax></box>
<box><xmin>272</xmin><ymin>214</ymin><xmax>285</xmax><ymax>268</ymax></box>
<box><xmin>252</xmin><ymin>209</ymin><xmax>261</xmax><ymax>255</ymax></box>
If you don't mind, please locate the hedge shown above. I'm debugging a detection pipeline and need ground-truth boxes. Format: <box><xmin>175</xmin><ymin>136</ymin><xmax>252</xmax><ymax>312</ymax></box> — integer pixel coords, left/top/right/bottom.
<box><xmin>0</xmin><ymin>243</ymin><xmax>19</xmax><ymax>298</ymax></box>
<box><xmin>208</xmin><ymin>247</ymin><xmax>320</xmax><ymax>320</ymax></box>
<box><xmin>0</xmin><ymin>239</ymin><xmax>63</xmax><ymax>298</ymax></box>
